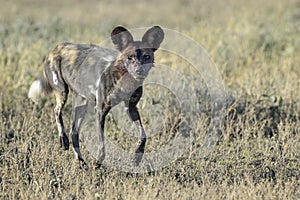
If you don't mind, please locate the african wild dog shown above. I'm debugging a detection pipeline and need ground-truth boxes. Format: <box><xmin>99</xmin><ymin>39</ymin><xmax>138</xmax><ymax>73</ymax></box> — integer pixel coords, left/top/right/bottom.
<box><xmin>28</xmin><ymin>26</ymin><xmax>164</xmax><ymax>166</ymax></box>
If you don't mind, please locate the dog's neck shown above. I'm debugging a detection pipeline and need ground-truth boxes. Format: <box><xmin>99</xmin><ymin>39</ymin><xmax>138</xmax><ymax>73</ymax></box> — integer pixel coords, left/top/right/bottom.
<box><xmin>103</xmin><ymin>54</ymin><xmax>143</xmax><ymax>106</ymax></box>
<box><xmin>111</xmin><ymin>54</ymin><xmax>128</xmax><ymax>83</ymax></box>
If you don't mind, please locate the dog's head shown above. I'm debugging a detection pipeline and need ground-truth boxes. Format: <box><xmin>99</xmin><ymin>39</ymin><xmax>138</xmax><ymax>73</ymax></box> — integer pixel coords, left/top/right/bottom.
<box><xmin>111</xmin><ymin>26</ymin><xmax>164</xmax><ymax>81</ymax></box>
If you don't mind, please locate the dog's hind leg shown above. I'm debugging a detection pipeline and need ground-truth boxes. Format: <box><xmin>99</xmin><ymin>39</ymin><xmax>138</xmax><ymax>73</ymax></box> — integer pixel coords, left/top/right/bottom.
<box><xmin>54</xmin><ymin>89</ymin><xmax>69</xmax><ymax>150</ymax></box>
<box><xmin>71</xmin><ymin>94</ymin><xmax>87</xmax><ymax>163</ymax></box>
<box><xmin>47</xmin><ymin>55</ymin><xmax>70</xmax><ymax>150</ymax></box>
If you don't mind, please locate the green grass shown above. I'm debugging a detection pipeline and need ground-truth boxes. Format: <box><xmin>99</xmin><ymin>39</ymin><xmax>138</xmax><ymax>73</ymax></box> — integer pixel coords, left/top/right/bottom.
<box><xmin>0</xmin><ymin>0</ymin><xmax>299</xmax><ymax>199</ymax></box>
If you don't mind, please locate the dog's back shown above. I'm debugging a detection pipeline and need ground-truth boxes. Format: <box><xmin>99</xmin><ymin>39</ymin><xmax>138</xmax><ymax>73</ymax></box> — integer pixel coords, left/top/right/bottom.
<box><xmin>29</xmin><ymin>42</ymin><xmax>119</xmax><ymax>103</ymax></box>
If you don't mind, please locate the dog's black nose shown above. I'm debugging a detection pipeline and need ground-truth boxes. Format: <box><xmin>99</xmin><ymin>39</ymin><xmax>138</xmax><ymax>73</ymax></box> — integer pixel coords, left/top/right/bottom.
<box><xmin>135</xmin><ymin>68</ymin><xmax>144</xmax><ymax>75</ymax></box>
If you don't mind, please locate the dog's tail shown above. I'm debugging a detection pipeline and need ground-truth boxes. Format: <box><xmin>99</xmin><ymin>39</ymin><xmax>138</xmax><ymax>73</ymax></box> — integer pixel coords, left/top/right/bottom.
<box><xmin>28</xmin><ymin>64</ymin><xmax>53</xmax><ymax>103</ymax></box>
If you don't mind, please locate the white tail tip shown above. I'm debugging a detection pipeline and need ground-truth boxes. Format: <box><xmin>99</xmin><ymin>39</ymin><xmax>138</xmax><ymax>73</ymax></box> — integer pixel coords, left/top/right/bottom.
<box><xmin>28</xmin><ymin>80</ymin><xmax>43</xmax><ymax>103</ymax></box>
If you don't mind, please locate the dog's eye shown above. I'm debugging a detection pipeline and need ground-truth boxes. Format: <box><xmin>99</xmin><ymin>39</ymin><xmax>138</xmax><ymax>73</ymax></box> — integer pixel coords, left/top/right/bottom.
<box><xmin>127</xmin><ymin>55</ymin><xmax>135</xmax><ymax>60</ymax></box>
<box><xmin>143</xmin><ymin>55</ymin><xmax>151</xmax><ymax>60</ymax></box>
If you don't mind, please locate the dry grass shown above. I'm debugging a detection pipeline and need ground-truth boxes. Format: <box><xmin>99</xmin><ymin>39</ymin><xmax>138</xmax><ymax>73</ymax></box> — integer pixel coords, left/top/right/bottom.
<box><xmin>0</xmin><ymin>0</ymin><xmax>299</xmax><ymax>199</ymax></box>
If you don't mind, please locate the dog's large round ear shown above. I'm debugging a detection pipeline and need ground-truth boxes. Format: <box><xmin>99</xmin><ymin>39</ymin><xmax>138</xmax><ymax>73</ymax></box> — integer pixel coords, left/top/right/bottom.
<box><xmin>142</xmin><ymin>26</ymin><xmax>164</xmax><ymax>51</ymax></box>
<box><xmin>111</xmin><ymin>26</ymin><xmax>134</xmax><ymax>52</ymax></box>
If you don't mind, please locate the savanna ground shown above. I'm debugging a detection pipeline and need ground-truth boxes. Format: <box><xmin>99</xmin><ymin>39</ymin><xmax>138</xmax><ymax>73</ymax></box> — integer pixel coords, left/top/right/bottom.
<box><xmin>0</xmin><ymin>0</ymin><xmax>299</xmax><ymax>199</ymax></box>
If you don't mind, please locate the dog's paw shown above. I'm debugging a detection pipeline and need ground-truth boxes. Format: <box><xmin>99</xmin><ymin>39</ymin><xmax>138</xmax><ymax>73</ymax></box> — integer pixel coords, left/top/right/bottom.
<box><xmin>59</xmin><ymin>135</ymin><xmax>69</xmax><ymax>150</ymax></box>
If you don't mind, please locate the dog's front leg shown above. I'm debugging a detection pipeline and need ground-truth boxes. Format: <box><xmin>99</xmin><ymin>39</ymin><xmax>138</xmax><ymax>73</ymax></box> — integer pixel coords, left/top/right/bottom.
<box><xmin>95</xmin><ymin>103</ymin><xmax>111</xmax><ymax>166</ymax></box>
<box><xmin>95</xmin><ymin>110</ymin><xmax>105</xmax><ymax>166</ymax></box>
<box><xmin>125</xmin><ymin>87</ymin><xmax>146</xmax><ymax>166</ymax></box>
<box><xmin>127</xmin><ymin>105</ymin><xmax>146</xmax><ymax>166</ymax></box>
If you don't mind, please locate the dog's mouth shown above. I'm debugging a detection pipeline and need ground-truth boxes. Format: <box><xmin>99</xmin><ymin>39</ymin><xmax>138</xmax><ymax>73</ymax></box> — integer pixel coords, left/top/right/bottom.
<box><xmin>134</xmin><ymin>75</ymin><xmax>146</xmax><ymax>81</ymax></box>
